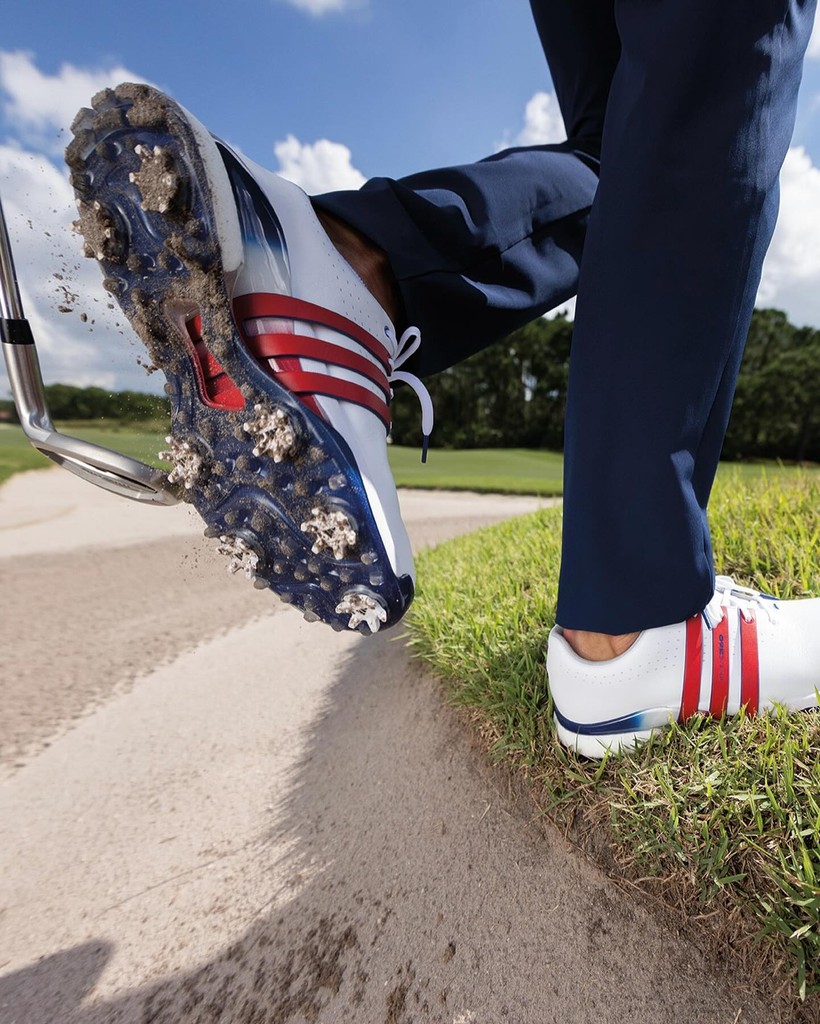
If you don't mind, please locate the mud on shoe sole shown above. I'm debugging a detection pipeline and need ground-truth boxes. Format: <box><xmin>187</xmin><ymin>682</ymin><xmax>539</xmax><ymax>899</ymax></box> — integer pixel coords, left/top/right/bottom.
<box><xmin>66</xmin><ymin>83</ymin><xmax>412</xmax><ymax>634</ymax></box>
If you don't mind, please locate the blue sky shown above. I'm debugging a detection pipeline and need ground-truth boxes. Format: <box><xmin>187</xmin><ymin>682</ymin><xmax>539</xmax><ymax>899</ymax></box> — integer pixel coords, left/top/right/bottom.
<box><xmin>2</xmin><ymin>0</ymin><xmax>820</xmax><ymax>394</ymax></box>
<box><xmin>1</xmin><ymin>0</ymin><xmax>555</xmax><ymax>175</ymax></box>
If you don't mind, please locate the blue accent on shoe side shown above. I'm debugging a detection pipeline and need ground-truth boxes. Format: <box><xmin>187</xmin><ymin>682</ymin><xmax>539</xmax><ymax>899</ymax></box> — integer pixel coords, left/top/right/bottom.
<box><xmin>553</xmin><ymin>705</ymin><xmax>655</xmax><ymax>737</ymax></box>
<box><xmin>216</xmin><ymin>143</ymin><xmax>291</xmax><ymax>295</ymax></box>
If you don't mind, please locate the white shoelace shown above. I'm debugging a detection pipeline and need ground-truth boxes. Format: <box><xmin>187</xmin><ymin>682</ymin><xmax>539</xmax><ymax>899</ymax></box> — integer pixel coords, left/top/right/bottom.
<box><xmin>389</xmin><ymin>326</ymin><xmax>434</xmax><ymax>462</ymax></box>
<box><xmin>703</xmin><ymin>575</ymin><xmax>780</xmax><ymax>629</ymax></box>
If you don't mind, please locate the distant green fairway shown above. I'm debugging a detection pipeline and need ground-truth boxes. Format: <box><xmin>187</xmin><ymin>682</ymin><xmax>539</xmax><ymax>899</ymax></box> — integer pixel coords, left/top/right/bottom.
<box><xmin>0</xmin><ymin>424</ymin><xmax>47</xmax><ymax>484</ymax></box>
<box><xmin>390</xmin><ymin>446</ymin><xmax>819</xmax><ymax>492</ymax></box>
<box><xmin>0</xmin><ymin>423</ymin><xmax>816</xmax><ymax>492</ymax></box>
<box><xmin>0</xmin><ymin>421</ymin><xmax>167</xmax><ymax>487</ymax></box>
<box><xmin>388</xmin><ymin>445</ymin><xmax>565</xmax><ymax>495</ymax></box>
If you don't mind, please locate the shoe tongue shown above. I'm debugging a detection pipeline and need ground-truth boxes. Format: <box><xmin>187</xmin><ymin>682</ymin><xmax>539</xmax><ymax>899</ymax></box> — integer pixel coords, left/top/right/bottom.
<box><xmin>703</xmin><ymin>598</ymin><xmax>724</xmax><ymax>629</ymax></box>
<box><xmin>705</xmin><ymin>578</ymin><xmax>779</xmax><ymax>628</ymax></box>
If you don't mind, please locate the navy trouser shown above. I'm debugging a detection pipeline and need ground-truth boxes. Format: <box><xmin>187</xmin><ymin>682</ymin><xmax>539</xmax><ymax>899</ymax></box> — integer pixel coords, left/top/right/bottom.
<box><xmin>315</xmin><ymin>1</ymin><xmax>816</xmax><ymax>634</ymax></box>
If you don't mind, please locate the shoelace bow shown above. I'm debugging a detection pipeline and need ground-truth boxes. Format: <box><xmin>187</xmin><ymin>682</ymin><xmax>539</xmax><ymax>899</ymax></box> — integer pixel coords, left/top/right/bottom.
<box><xmin>703</xmin><ymin>575</ymin><xmax>779</xmax><ymax>629</ymax></box>
<box><xmin>389</xmin><ymin>326</ymin><xmax>434</xmax><ymax>462</ymax></box>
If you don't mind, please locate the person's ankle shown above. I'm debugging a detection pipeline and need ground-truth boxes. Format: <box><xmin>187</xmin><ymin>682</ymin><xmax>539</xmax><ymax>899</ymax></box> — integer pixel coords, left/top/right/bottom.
<box><xmin>314</xmin><ymin>207</ymin><xmax>403</xmax><ymax>325</ymax></box>
<box><xmin>562</xmin><ymin>628</ymin><xmax>640</xmax><ymax>662</ymax></box>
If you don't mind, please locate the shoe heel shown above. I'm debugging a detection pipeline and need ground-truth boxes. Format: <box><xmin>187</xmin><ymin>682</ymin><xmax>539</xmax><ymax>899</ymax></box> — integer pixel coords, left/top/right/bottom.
<box><xmin>554</xmin><ymin>716</ymin><xmax>654</xmax><ymax>759</ymax></box>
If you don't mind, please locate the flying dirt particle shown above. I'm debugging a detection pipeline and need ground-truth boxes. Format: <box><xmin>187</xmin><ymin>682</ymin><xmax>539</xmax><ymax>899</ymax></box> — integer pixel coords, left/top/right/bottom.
<box><xmin>58</xmin><ymin>305</ymin><xmax>72</xmax><ymax>313</ymax></box>
<box><xmin>53</xmin><ymin>272</ymin><xmax>63</xmax><ymax>281</ymax></box>
<box><xmin>80</xmin><ymin>313</ymin><xmax>88</xmax><ymax>323</ymax></box>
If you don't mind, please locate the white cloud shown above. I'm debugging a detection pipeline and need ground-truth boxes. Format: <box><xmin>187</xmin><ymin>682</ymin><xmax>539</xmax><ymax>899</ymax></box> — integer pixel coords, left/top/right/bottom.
<box><xmin>516</xmin><ymin>91</ymin><xmax>567</xmax><ymax>146</ymax></box>
<box><xmin>0</xmin><ymin>52</ymin><xmax>162</xmax><ymax>398</ymax></box>
<box><xmin>274</xmin><ymin>134</ymin><xmax>366</xmax><ymax>193</ymax></box>
<box><xmin>757</xmin><ymin>145</ymin><xmax>820</xmax><ymax>325</ymax></box>
<box><xmin>496</xmin><ymin>91</ymin><xmax>567</xmax><ymax>152</ymax></box>
<box><xmin>0</xmin><ymin>143</ymin><xmax>150</xmax><ymax>396</ymax></box>
<box><xmin>277</xmin><ymin>0</ymin><xmax>364</xmax><ymax>15</ymax></box>
<box><xmin>0</xmin><ymin>50</ymin><xmax>154</xmax><ymax>154</ymax></box>
<box><xmin>807</xmin><ymin>17</ymin><xmax>820</xmax><ymax>59</ymax></box>
<box><xmin>0</xmin><ymin>52</ymin><xmax>164</xmax><ymax>398</ymax></box>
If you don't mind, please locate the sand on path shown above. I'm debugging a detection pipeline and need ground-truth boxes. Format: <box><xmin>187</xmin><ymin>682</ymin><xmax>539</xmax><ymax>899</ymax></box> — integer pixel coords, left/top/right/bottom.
<box><xmin>0</xmin><ymin>469</ymin><xmax>771</xmax><ymax>1024</ymax></box>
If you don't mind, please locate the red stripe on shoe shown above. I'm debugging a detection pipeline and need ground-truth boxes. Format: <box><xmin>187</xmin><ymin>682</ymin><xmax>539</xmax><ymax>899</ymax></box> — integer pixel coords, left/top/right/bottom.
<box><xmin>233</xmin><ymin>293</ymin><xmax>392</xmax><ymax>372</ymax></box>
<box><xmin>273</xmin><ymin>370</ymin><xmax>391</xmax><ymax>430</ymax></box>
<box><xmin>709</xmin><ymin>609</ymin><xmax>730</xmax><ymax>717</ymax></box>
<box><xmin>739</xmin><ymin>613</ymin><xmax>760</xmax><ymax>714</ymax></box>
<box><xmin>245</xmin><ymin>332</ymin><xmax>391</xmax><ymax>398</ymax></box>
<box><xmin>274</xmin><ymin>356</ymin><xmax>324</xmax><ymax>420</ymax></box>
<box><xmin>680</xmin><ymin>615</ymin><xmax>703</xmax><ymax>721</ymax></box>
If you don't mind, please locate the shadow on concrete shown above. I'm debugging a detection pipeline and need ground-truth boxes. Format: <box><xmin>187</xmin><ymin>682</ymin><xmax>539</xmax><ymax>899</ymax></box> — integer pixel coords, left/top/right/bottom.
<box><xmin>0</xmin><ymin>941</ymin><xmax>113</xmax><ymax>1023</ymax></box>
<box><xmin>11</xmin><ymin>635</ymin><xmax>778</xmax><ymax>1024</ymax></box>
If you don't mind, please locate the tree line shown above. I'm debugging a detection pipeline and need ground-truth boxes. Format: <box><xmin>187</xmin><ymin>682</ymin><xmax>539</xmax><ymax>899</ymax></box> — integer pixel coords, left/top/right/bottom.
<box><xmin>1</xmin><ymin>306</ymin><xmax>816</xmax><ymax>461</ymax></box>
<box><xmin>390</xmin><ymin>307</ymin><xmax>820</xmax><ymax>462</ymax></box>
<box><xmin>0</xmin><ymin>384</ymin><xmax>169</xmax><ymax>424</ymax></box>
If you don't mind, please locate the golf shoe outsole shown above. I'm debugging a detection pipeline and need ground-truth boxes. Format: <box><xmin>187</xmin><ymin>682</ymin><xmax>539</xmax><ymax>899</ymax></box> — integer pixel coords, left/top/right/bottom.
<box><xmin>66</xmin><ymin>83</ymin><xmax>412</xmax><ymax>634</ymax></box>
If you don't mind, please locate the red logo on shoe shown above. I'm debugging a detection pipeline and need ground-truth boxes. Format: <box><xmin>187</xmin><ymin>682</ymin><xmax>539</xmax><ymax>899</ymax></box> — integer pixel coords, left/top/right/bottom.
<box><xmin>185</xmin><ymin>314</ymin><xmax>245</xmax><ymax>411</ymax></box>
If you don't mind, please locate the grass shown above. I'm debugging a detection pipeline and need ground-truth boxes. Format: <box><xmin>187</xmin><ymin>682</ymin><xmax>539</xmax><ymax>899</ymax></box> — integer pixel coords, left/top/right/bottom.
<box><xmin>407</xmin><ymin>471</ymin><xmax>820</xmax><ymax>1014</ymax></box>
<box><xmin>0</xmin><ymin>421</ymin><xmax>167</xmax><ymax>486</ymax></box>
<box><xmin>0</xmin><ymin>424</ymin><xmax>50</xmax><ymax>484</ymax></box>
<box><xmin>388</xmin><ymin>445</ymin><xmax>565</xmax><ymax>494</ymax></box>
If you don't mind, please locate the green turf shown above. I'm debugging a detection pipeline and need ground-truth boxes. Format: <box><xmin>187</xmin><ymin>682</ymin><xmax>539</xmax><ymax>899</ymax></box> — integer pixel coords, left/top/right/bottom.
<box><xmin>390</xmin><ymin>445</ymin><xmax>816</xmax><ymax>495</ymax></box>
<box><xmin>0</xmin><ymin>424</ymin><xmax>51</xmax><ymax>484</ymax></box>
<box><xmin>387</xmin><ymin>445</ymin><xmax>566</xmax><ymax>494</ymax></box>
<box><xmin>56</xmin><ymin>421</ymin><xmax>169</xmax><ymax>465</ymax></box>
<box><xmin>716</xmin><ymin>459</ymin><xmax>820</xmax><ymax>482</ymax></box>
<box><xmin>0</xmin><ymin>421</ymin><xmax>167</xmax><ymax>487</ymax></box>
<box><xmin>407</xmin><ymin>471</ymin><xmax>820</xmax><ymax>1007</ymax></box>
<box><xmin>392</xmin><ymin>446</ymin><xmax>815</xmax><ymax>494</ymax></box>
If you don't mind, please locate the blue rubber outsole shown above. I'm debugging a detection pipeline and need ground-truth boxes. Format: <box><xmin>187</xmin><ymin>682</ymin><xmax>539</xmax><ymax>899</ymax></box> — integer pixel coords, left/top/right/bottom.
<box><xmin>66</xmin><ymin>83</ymin><xmax>412</xmax><ymax>634</ymax></box>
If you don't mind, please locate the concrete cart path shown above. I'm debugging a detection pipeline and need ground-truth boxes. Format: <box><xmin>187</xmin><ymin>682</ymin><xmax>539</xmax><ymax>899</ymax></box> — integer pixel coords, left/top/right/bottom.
<box><xmin>0</xmin><ymin>469</ymin><xmax>770</xmax><ymax>1024</ymax></box>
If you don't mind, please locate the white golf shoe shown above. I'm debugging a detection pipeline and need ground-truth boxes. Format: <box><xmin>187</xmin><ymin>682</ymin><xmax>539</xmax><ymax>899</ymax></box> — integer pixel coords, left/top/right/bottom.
<box><xmin>67</xmin><ymin>83</ymin><xmax>432</xmax><ymax>634</ymax></box>
<box><xmin>548</xmin><ymin>576</ymin><xmax>820</xmax><ymax>758</ymax></box>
